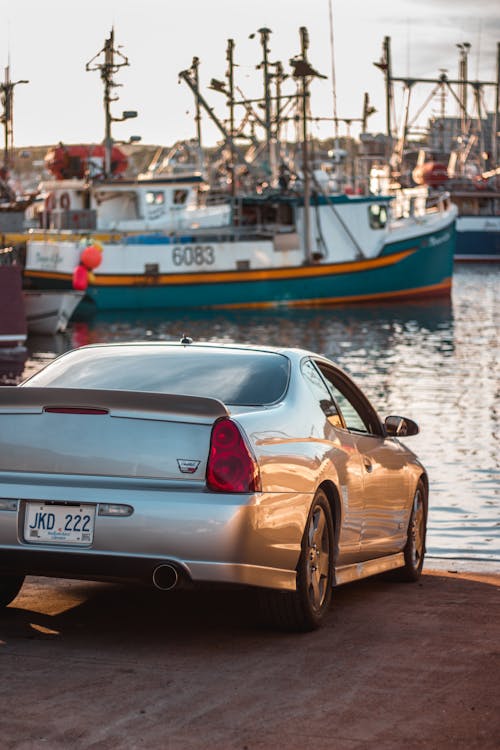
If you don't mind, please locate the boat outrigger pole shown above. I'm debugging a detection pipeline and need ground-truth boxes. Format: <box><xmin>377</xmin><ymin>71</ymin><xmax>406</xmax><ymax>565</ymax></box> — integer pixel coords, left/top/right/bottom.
<box><xmin>86</xmin><ymin>28</ymin><xmax>138</xmax><ymax>179</ymax></box>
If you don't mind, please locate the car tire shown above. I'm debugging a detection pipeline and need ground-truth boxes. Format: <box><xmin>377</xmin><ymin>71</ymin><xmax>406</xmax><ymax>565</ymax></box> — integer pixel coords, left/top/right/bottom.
<box><xmin>392</xmin><ymin>479</ymin><xmax>427</xmax><ymax>582</ymax></box>
<box><xmin>0</xmin><ymin>575</ymin><xmax>25</xmax><ymax>608</ymax></box>
<box><xmin>258</xmin><ymin>489</ymin><xmax>334</xmax><ymax>632</ymax></box>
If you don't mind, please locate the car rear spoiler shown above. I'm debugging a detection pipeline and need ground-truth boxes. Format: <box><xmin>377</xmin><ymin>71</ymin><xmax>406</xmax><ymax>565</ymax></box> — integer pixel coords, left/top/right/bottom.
<box><xmin>0</xmin><ymin>386</ymin><xmax>229</xmax><ymax>421</ymax></box>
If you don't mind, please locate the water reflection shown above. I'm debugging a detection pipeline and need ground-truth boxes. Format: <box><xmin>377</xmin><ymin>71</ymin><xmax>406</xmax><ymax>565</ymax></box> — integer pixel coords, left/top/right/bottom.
<box><xmin>0</xmin><ymin>346</ymin><xmax>28</xmax><ymax>385</ymax></box>
<box><xmin>8</xmin><ymin>265</ymin><xmax>500</xmax><ymax>564</ymax></box>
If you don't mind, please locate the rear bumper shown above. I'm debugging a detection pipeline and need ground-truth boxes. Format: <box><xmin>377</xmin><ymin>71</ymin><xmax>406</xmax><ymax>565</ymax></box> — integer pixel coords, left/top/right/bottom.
<box><xmin>0</xmin><ymin>547</ymin><xmax>297</xmax><ymax>591</ymax></box>
<box><xmin>0</xmin><ymin>477</ymin><xmax>311</xmax><ymax>591</ymax></box>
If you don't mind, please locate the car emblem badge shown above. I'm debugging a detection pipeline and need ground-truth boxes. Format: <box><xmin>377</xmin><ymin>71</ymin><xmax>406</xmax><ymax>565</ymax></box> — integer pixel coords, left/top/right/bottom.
<box><xmin>177</xmin><ymin>459</ymin><xmax>201</xmax><ymax>474</ymax></box>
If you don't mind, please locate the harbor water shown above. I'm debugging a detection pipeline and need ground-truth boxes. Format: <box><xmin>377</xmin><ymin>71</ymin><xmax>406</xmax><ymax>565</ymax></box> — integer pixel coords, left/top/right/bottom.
<box><xmin>2</xmin><ymin>264</ymin><xmax>499</xmax><ymax>567</ymax></box>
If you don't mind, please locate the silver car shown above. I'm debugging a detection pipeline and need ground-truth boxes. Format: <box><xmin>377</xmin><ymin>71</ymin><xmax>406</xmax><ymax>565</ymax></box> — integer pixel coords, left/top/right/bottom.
<box><xmin>0</xmin><ymin>340</ymin><xmax>427</xmax><ymax>631</ymax></box>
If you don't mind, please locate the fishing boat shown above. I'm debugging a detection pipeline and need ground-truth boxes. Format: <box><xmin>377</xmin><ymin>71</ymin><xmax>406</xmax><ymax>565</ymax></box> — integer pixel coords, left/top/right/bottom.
<box><xmin>372</xmin><ymin>36</ymin><xmax>499</xmax><ymax>263</ymax></box>
<box><xmin>19</xmin><ymin>186</ymin><xmax>455</xmax><ymax>310</ymax></box>
<box><xmin>447</xmin><ymin>177</ymin><xmax>500</xmax><ymax>261</ymax></box>
<box><xmin>15</xmin><ymin>28</ymin><xmax>457</xmax><ymax>310</ymax></box>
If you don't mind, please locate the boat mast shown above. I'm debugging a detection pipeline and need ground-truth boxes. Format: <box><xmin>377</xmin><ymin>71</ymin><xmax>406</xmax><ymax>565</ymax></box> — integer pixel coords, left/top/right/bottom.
<box><xmin>373</xmin><ymin>37</ymin><xmax>394</xmax><ymax>160</ymax></box>
<box><xmin>191</xmin><ymin>56</ymin><xmax>203</xmax><ymax>149</ymax></box>
<box><xmin>187</xmin><ymin>56</ymin><xmax>205</xmax><ymax>175</ymax></box>
<box><xmin>86</xmin><ymin>28</ymin><xmax>137</xmax><ymax>179</ymax></box>
<box><xmin>256</xmin><ymin>28</ymin><xmax>276</xmax><ymax>184</ymax></box>
<box><xmin>290</xmin><ymin>27</ymin><xmax>326</xmax><ymax>263</ymax></box>
<box><xmin>494</xmin><ymin>43</ymin><xmax>500</xmax><ymax>168</ymax></box>
<box><xmin>180</xmin><ymin>51</ymin><xmax>262</xmax><ymax>186</ymax></box>
<box><xmin>226</xmin><ymin>39</ymin><xmax>236</xmax><ymax>198</ymax></box>
<box><xmin>0</xmin><ymin>66</ymin><xmax>28</xmax><ymax>179</ymax></box>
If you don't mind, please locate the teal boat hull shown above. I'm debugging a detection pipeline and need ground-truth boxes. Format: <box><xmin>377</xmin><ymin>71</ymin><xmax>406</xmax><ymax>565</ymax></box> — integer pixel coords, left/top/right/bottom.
<box><xmin>27</xmin><ymin>222</ymin><xmax>456</xmax><ymax>311</ymax></box>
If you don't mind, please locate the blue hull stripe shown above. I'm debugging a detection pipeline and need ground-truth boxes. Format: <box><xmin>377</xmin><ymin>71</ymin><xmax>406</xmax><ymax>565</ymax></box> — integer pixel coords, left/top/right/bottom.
<box><xmin>455</xmin><ymin>230</ymin><xmax>500</xmax><ymax>261</ymax></box>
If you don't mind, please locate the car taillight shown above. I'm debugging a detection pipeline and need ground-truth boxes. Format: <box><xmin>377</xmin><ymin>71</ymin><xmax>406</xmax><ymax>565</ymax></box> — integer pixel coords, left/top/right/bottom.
<box><xmin>206</xmin><ymin>418</ymin><xmax>261</xmax><ymax>493</ymax></box>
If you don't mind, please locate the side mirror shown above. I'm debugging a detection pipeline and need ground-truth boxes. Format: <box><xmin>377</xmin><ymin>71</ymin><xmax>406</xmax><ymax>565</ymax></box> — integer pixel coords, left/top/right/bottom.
<box><xmin>384</xmin><ymin>415</ymin><xmax>419</xmax><ymax>437</ymax></box>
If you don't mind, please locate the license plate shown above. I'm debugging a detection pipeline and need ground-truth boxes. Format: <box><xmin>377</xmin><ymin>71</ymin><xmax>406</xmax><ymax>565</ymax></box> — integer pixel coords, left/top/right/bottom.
<box><xmin>24</xmin><ymin>502</ymin><xmax>96</xmax><ymax>545</ymax></box>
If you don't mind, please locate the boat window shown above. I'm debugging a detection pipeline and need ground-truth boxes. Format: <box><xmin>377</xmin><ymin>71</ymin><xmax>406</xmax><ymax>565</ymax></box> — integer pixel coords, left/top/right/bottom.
<box><xmin>369</xmin><ymin>204</ymin><xmax>388</xmax><ymax>229</ymax></box>
<box><xmin>455</xmin><ymin>198</ymin><xmax>478</xmax><ymax>216</ymax></box>
<box><xmin>26</xmin><ymin>346</ymin><xmax>291</xmax><ymax>407</ymax></box>
<box><xmin>146</xmin><ymin>191</ymin><xmax>165</xmax><ymax>205</ymax></box>
<box><xmin>478</xmin><ymin>199</ymin><xmax>494</xmax><ymax>216</ymax></box>
<box><xmin>173</xmin><ymin>189</ymin><xmax>189</xmax><ymax>205</ymax></box>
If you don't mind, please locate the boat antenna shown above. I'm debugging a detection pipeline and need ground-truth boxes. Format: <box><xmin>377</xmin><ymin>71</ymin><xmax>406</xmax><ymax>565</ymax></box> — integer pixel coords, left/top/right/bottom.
<box><xmin>85</xmin><ymin>28</ymin><xmax>138</xmax><ymax>179</ymax></box>
<box><xmin>327</xmin><ymin>0</ymin><xmax>339</xmax><ymax>145</ymax></box>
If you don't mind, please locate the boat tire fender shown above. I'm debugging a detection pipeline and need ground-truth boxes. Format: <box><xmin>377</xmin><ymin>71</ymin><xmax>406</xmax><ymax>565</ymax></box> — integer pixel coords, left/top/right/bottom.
<box><xmin>45</xmin><ymin>193</ymin><xmax>56</xmax><ymax>211</ymax></box>
<box><xmin>60</xmin><ymin>192</ymin><xmax>71</xmax><ymax>210</ymax></box>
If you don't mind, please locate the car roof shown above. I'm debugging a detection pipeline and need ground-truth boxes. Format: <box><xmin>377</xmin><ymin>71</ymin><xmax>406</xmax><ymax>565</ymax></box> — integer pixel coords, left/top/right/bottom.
<box><xmin>71</xmin><ymin>340</ymin><xmax>318</xmax><ymax>362</ymax></box>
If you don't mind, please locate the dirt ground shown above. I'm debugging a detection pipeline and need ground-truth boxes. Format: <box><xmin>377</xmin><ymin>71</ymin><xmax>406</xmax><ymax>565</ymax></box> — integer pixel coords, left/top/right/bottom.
<box><xmin>0</xmin><ymin>567</ymin><xmax>499</xmax><ymax>750</ymax></box>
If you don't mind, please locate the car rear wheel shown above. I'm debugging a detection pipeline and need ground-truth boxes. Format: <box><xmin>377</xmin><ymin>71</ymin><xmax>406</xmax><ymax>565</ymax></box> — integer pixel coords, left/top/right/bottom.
<box><xmin>0</xmin><ymin>575</ymin><xmax>25</xmax><ymax>608</ymax></box>
<box><xmin>258</xmin><ymin>489</ymin><xmax>334</xmax><ymax>631</ymax></box>
<box><xmin>393</xmin><ymin>480</ymin><xmax>427</xmax><ymax>582</ymax></box>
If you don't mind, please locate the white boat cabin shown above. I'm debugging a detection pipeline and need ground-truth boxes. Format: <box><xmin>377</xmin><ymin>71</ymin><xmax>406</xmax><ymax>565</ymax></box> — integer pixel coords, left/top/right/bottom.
<box><xmin>29</xmin><ymin>175</ymin><xmax>231</xmax><ymax>232</ymax></box>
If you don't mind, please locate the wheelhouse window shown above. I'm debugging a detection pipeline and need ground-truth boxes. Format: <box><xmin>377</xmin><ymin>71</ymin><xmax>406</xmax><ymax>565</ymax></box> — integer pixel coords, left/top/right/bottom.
<box><xmin>173</xmin><ymin>189</ymin><xmax>189</xmax><ymax>205</ymax></box>
<box><xmin>369</xmin><ymin>204</ymin><xmax>388</xmax><ymax>229</ymax></box>
<box><xmin>146</xmin><ymin>191</ymin><xmax>165</xmax><ymax>205</ymax></box>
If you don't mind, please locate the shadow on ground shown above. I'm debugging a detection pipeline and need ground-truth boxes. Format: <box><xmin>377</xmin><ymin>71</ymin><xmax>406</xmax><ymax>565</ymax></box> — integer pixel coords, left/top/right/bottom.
<box><xmin>1</xmin><ymin>572</ymin><xmax>499</xmax><ymax>750</ymax></box>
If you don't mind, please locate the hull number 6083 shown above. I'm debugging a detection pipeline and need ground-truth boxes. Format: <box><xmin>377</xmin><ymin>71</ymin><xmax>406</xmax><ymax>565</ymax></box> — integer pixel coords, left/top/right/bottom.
<box><xmin>172</xmin><ymin>245</ymin><xmax>215</xmax><ymax>267</ymax></box>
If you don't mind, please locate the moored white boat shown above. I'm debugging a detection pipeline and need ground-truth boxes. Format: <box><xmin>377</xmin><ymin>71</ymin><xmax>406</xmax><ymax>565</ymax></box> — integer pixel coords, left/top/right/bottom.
<box><xmin>23</xmin><ymin>290</ymin><xmax>84</xmax><ymax>334</ymax></box>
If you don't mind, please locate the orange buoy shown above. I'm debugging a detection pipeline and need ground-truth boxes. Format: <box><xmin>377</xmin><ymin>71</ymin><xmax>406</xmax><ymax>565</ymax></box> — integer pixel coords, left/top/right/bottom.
<box><xmin>72</xmin><ymin>264</ymin><xmax>89</xmax><ymax>291</ymax></box>
<box><xmin>44</xmin><ymin>144</ymin><xmax>128</xmax><ymax>179</ymax></box>
<box><xmin>80</xmin><ymin>243</ymin><xmax>103</xmax><ymax>270</ymax></box>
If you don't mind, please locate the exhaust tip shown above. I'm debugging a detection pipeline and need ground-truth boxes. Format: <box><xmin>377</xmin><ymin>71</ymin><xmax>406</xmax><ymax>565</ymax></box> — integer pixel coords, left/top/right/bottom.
<box><xmin>152</xmin><ymin>563</ymin><xmax>179</xmax><ymax>591</ymax></box>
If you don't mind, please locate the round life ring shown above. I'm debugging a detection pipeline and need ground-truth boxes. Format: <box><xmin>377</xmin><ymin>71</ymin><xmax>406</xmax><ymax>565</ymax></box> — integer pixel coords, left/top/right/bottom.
<box><xmin>473</xmin><ymin>176</ymin><xmax>488</xmax><ymax>191</ymax></box>
<box><xmin>44</xmin><ymin>192</ymin><xmax>56</xmax><ymax>211</ymax></box>
<box><xmin>60</xmin><ymin>192</ymin><xmax>71</xmax><ymax>210</ymax></box>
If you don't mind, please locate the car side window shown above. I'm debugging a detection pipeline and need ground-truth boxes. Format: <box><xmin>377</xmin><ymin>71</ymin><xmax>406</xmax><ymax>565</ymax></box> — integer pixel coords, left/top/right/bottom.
<box><xmin>301</xmin><ymin>360</ymin><xmax>344</xmax><ymax>428</ymax></box>
<box><xmin>316</xmin><ymin>364</ymin><xmax>371</xmax><ymax>434</ymax></box>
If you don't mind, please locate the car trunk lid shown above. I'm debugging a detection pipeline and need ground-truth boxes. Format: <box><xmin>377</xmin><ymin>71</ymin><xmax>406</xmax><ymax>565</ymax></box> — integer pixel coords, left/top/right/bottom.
<box><xmin>0</xmin><ymin>387</ymin><xmax>228</xmax><ymax>480</ymax></box>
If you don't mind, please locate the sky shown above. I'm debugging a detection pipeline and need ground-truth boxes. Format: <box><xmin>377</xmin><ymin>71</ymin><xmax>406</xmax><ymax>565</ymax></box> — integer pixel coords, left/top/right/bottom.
<box><xmin>1</xmin><ymin>0</ymin><xmax>499</xmax><ymax>149</ymax></box>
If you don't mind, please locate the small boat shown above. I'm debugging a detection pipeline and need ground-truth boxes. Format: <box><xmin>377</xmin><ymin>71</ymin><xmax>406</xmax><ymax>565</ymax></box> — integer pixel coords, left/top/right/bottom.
<box><xmin>448</xmin><ymin>182</ymin><xmax>500</xmax><ymax>262</ymax></box>
<box><xmin>23</xmin><ymin>290</ymin><xmax>84</xmax><ymax>335</ymax></box>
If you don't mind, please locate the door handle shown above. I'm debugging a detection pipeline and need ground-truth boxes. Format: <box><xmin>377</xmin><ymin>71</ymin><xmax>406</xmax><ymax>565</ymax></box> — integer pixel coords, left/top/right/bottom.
<box><xmin>363</xmin><ymin>458</ymin><xmax>373</xmax><ymax>473</ymax></box>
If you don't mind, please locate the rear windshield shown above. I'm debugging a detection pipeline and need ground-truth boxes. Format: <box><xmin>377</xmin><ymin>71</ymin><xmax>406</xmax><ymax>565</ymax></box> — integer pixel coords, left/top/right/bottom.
<box><xmin>26</xmin><ymin>346</ymin><xmax>290</xmax><ymax>406</ymax></box>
